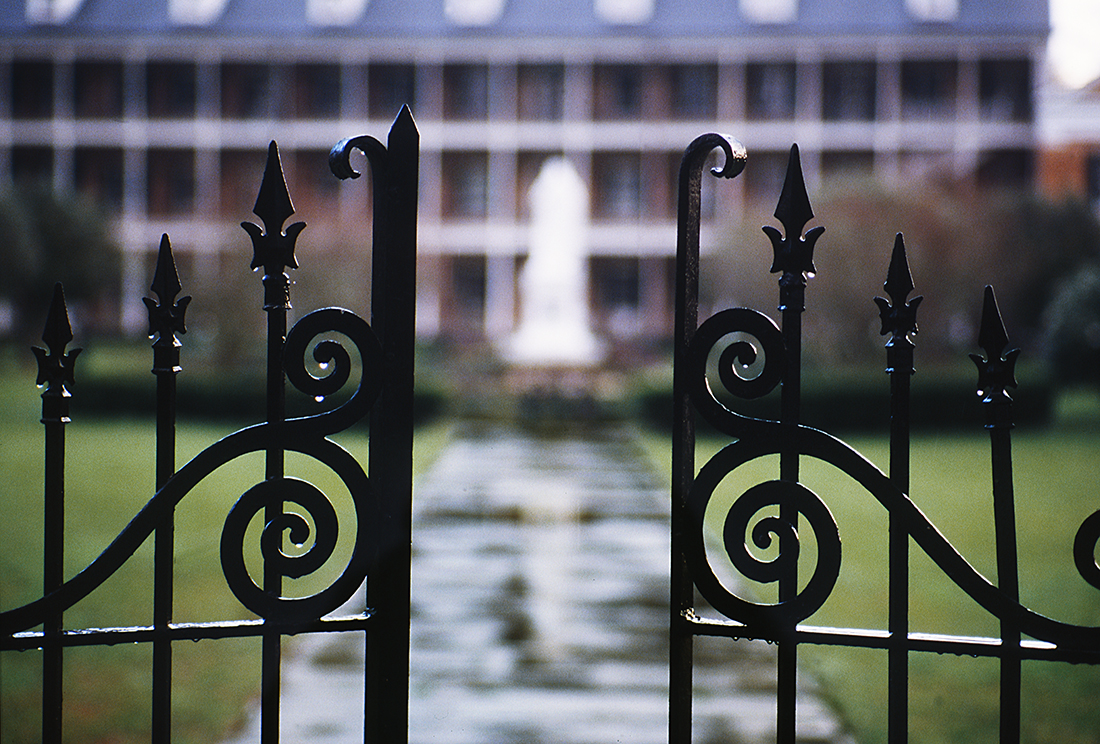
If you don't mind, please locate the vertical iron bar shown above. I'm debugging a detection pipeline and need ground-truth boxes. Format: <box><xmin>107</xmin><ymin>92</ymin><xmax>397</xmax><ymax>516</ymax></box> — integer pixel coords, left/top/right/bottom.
<box><xmin>668</xmin><ymin>134</ymin><xmax>744</xmax><ymax>744</ymax></box>
<box><xmin>146</xmin><ymin>235</ymin><xmax>189</xmax><ymax>744</ymax></box>
<box><xmin>243</xmin><ymin>141</ymin><xmax>305</xmax><ymax>744</ymax></box>
<box><xmin>991</xmin><ymin>423</ymin><xmax>1020</xmax><ymax>744</ymax></box>
<box><xmin>765</xmin><ymin>145</ymin><xmax>821</xmax><ymax>744</ymax></box>
<box><xmin>877</xmin><ymin>234</ymin><xmax>920</xmax><ymax>744</ymax></box>
<box><xmin>364</xmin><ymin>106</ymin><xmax>418</xmax><ymax>744</ymax></box>
<box><xmin>776</xmin><ymin>286</ymin><xmax>801</xmax><ymax>744</ymax></box>
<box><xmin>670</xmin><ymin>139</ymin><xmax>702</xmax><ymax>744</ymax></box>
<box><xmin>33</xmin><ymin>284</ymin><xmax>80</xmax><ymax>744</ymax></box>
<box><xmin>261</xmin><ymin>213</ymin><xmax>289</xmax><ymax>744</ymax></box>
<box><xmin>42</xmin><ymin>398</ymin><xmax>65</xmax><ymax>744</ymax></box>
<box><xmin>970</xmin><ymin>286</ymin><xmax>1021</xmax><ymax>744</ymax></box>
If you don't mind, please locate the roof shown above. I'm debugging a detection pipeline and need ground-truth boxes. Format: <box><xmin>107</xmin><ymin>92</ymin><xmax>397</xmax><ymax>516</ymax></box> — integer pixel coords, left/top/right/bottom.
<box><xmin>1</xmin><ymin>0</ymin><xmax>1049</xmax><ymax>40</ymax></box>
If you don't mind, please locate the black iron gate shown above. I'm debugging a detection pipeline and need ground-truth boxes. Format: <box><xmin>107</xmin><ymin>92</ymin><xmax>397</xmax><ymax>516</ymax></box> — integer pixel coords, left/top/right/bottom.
<box><xmin>4</xmin><ymin>113</ymin><xmax>1100</xmax><ymax>744</ymax></box>
<box><xmin>0</xmin><ymin>108</ymin><xmax>417</xmax><ymax>744</ymax></box>
<box><xmin>669</xmin><ymin>134</ymin><xmax>1100</xmax><ymax>744</ymax></box>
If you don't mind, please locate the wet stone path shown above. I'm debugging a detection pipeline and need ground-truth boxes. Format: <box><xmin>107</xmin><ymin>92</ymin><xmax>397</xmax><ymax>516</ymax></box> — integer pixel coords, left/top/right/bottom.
<box><xmin>229</xmin><ymin>425</ymin><xmax>849</xmax><ymax>744</ymax></box>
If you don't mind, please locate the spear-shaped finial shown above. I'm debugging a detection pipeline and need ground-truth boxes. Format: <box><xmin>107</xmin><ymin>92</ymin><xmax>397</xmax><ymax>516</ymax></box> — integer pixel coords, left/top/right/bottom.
<box><xmin>143</xmin><ymin>234</ymin><xmax>191</xmax><ymax>350</ymax></box>
<box><xmin>763</xmin><ymin>145</ymin><xmax>824</xmax><ymax>306</ymax></box>
<box><xmin>32</xmin><ymin>283</ymin><xmax>81</xmax><ymax>401</ymax></box>
<box><xmin>241</xmin><ymin>142</ymin><xmax>306</xmax><ymax>311</ymax></box>
<box><xmin>970</xmin><ymin>285</ymin><xmax>1020</xmax><ymax>405</ymax></box>
<box><xmin>874</xmin><ymin>233</ymin><xmax>923</xmax><ymax>347</ymax></box>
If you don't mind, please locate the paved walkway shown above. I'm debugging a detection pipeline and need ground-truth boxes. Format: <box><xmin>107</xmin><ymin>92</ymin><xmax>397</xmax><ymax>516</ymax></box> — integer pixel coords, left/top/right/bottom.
<box><xmin>227</xmin><ymin>425</ymin><xmax>849</xmax><ymax>744</ymax></box>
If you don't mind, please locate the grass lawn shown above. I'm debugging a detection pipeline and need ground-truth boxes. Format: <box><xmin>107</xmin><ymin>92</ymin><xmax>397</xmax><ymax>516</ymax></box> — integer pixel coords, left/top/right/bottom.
<box><xmin>636</xmin><ymin>405</ymin><xmax>1100</xmax><ymax>744</ymax></box>
<box><xmin>0</xmin><ymin>365</ymin><xmax>454</xmax><ymax>744</ymax></box>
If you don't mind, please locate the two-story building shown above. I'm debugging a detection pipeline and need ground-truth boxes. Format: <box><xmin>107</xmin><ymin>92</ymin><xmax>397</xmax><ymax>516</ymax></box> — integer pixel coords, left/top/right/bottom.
<box><xmin>1</xmin><ymin>0</ymin><xmax>1047</xmax><ymax>348</ymax></box>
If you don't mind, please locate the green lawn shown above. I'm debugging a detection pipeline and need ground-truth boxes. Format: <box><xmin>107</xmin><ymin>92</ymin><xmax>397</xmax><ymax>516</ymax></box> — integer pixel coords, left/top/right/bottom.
<box><xmin>637</xmin><ymin>416</ymin><xmax>1100</xmax><ymax>744</ymax></box>
<box><xmin>0</xmin><ymin>362</ymin><xmax>453</xmax><ymax>744</ymax></box>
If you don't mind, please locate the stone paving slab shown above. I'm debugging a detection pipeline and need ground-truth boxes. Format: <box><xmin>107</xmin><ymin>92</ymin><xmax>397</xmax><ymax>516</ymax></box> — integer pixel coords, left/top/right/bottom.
<box><xmin>225</xmin><ymin>424</ymin><xmax>852</xmax><ymax>744</ymax></box>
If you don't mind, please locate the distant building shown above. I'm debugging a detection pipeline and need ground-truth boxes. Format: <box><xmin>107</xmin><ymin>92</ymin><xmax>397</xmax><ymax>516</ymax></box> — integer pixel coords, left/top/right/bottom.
<box><xmin>1</xmin><ymin>0</ymin><xmax>1047</xmax><ymax>347</ymax></box>
<box><xmin>1038</xmin><ymin>79</ymin><xmax>1100</xmax><ymax>214</ymax></box>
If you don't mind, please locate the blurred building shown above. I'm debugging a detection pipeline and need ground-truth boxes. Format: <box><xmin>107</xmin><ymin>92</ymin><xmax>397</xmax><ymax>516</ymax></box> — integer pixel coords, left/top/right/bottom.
<box><xmin>1038</xmin><ymin>79</ymin><xmax>1100</xmax><ymax>214</ymax></box>
<box><xmin>1</xmin><ymin>0</ymin><xmax>1047</xmax><ymax>348</ymax></box>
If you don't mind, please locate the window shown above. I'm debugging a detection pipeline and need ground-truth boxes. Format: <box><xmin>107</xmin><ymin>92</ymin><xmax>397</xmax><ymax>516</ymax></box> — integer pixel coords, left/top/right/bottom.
<box><xmin>444</xmin><ymin>0</ymin><xmax>505</xmax><ymax>25</ymax></box>
<box><xmin>147</xmin><ymin>149</ymin><xmax>195</xmax><ymax>216</ymax></box>
<box><xmin>518</xmin><ymin>65</ymin><xmax>564</xmax><ymax>120</ymax></box>
<box><xmin>746</xmin><ymin>63</ymin><xmax>796</xmax><ymax>120</ymax></box>
<box><xmin>11</xmin><ymin>146</ymin><xmax>53</xmax><ymax>185</ymax></box>
<box><xmin>73</xmin><ymin>61</ymin><xmax>124</xmax><ymax>119</ymax></box>
<box><xmin>74</xmin><ymin>147</ymin><xmax>124</xmax><ymax>210</ymax></box>
<box><xmin>11</xmin><ymin>61</ymin><xmax>53</xmax><ymax>119</ymax></box>
<box><xmin>977</xmin><ymin>149</ymin><xmax>1032</xmax><ymax>189</ymax></box>
<box><xmin>901</xmin><ymin>60</ymin><xmax>957</xmax><ymax>120</ymax></box>
<box><xmin>595</xmin><ymin>0</ymin><xmax>654</xmax><ymax>24</ymax></box>
<box><xmin>592</xmin><ymin>257</ymin><xmax>640</xmax><ymax>310</ymax></box>
<box><xmin>221</xmin><ymin>64</ymin><xmax>272</xmax><ymax>119</ymax></box>
<box><xmin>369</xmin><ymin>64</ymin><xmax>416</xmax><ymax>118</ymax></box>
<box><xmin>292</xmin><ymin>150</ymin><xmax>341</xmax><ymax>207</ymax></box>
<box><xmin>979</xmin><ymin>59</ymin><xmax>1032</xmax><ymax>122</ymax></box>
<box><xmin>822</xmin><ymin>62</ymin><xmax>876</xmax><ymax>121</ymax></box>
<box><xmin>743</xmin><ymin>150</ymin><xmax>788</xmax><ymax>205</ymax></box>
<box><xmin>593</xmin><ymin>65</ymin><xmax>641</xmax><ymax>120</ymax></box>
<box><xmin>671</xmin><ymin>65</ymin><xmax>717</xmax><ymax>119</ymax></box>
<box><xmin>906</xmin><ymin>0</ymin><xmax>957</xmax><ymax>21</ymax></box>
<box><xmin>448</xmin><ymin>255</ymin><xmax>486</xmax><ymax>336</ymax></box>
<box><xmin>740</xmin><ymin>0</ymin><xmax>797</xmax><ymax>22</ymax></box>
<box><xmin>443</xmin><ymin>64</ymin><xmax>488</xmax><ymax>120</ymax></box>
<box><xmin>442</xmin><ymin>152</ymin><xmax>489</xmax><ymax>218</ymax></box>
<box><xmin>292</xmin><ymin>64</ymin><xmax>341</xmax><ymax>118</ymax></box>
<box><xmin>220</xmin><ymin>149</ymin><xmax>267</xmax><ymax>216</ymax></box>
<box><xmin>591</xmin><ymin>257</ymin><xmax>644</xmax><ymax>339</ymax></box>
<box><xmin>146</xmin><ymin>62</ymin><xmax>196</xmax><ymax>118</ymax></box>
<box><xmin>592</xmin><ymin>152</ymin><xmax>641</xmax><ymax>219</ymax></box>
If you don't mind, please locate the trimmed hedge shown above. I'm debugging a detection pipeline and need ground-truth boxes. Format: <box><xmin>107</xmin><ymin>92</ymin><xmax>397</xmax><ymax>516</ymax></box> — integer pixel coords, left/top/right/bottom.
<box><xmin>72</xmin><ymin>370</ymin><xmax>445</xmax><ymax>425</ymax></box>
<box><xmin>633</xmin><ymin>368</ymin><xmax>1056</xmax><ymax>434</ymax></box>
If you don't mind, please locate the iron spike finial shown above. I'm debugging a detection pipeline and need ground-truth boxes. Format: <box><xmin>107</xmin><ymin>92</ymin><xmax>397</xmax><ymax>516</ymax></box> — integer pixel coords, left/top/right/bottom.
<box><xmin>874</xmin><ymin>233</ymin><xmax>922</xmax><ymax>346</ymax></box>
<box><xmin>969</xmin><ymin>285</ymin><xmax>1020</xmax><ymax>404</ymax></box>
<box><xmin>143</xmin><ymin>234</ymin><xmax>191</xmax><ymax>348</ymax></box>
<box><xmin>242</xmin><ymin>141</ymin><xmax>306</xmax><ymax>312</ymax></box>
<box><xmin>774</xmin><ymin>144</ymin><xmax>814</xmax><ymax>239</ymax></box>
<box><xmin>243</xmin><ymin>141</ymin><xmax>305</xmax><ymax>275</ymax></box>
<box><xmin>32</xmin><ymin>283</ymin><xmax>81</xmax><ymax>397</ymax></box>
<box><xmin>764</xmin><ymin>144</ymin><xmax>823</xmax><ymax>286</ymax></box>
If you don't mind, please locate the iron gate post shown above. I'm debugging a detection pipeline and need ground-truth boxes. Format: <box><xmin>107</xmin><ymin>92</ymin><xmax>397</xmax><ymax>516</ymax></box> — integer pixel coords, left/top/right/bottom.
<box><xmin>330</xmin><ymin>105</ymin><xmax>420</xmax><ymax>744</ymax></box>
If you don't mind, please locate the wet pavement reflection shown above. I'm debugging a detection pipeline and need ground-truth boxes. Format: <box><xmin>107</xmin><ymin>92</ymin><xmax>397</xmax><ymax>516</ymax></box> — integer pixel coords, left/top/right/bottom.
<box><xmin>227</xmin><ymin>424</ymin><xmax>849</xmax><ymax>744</ymax></box>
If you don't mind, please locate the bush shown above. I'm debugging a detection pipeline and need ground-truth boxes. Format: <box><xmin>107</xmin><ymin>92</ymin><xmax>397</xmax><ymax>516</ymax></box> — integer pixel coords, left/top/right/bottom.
<box><xmin>707</xmin><ymin>177</ymin><xmax>1100</xmax><ymax>367</ymax></box>
<box><xmin>632</xmin><ymin>366</ymin><xmax>1055</xmax><ymax>435</ymax></box>
<box><xmin>1044</xmin><ymin>263</ymin><xmax>1100</xmax><ymax>388</ymax></box>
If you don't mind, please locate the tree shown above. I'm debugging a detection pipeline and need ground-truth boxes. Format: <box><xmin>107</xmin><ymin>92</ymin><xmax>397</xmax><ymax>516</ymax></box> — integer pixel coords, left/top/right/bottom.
<box><xmin>706</xmin><ymin>175</ymin><xmax>1100</xmax><ymax>367</ymax></box>
<box><xmin>0</xmin><ymin>185</ymin><xmax>119</xmax><ymax>340</ymax></box>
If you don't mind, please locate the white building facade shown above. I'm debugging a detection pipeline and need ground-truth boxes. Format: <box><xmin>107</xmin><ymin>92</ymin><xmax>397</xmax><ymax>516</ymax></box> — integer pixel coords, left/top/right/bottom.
<box><xmin>1</xmin><ymin>0</ymin><xmax>1047</xmax><ymax>347</ymax></box>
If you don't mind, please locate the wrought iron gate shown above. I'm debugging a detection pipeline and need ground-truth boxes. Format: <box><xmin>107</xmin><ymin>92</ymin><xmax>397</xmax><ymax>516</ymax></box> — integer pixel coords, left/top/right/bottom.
<box><xmin>4</xmin><ymin>112</ymin><xmax>1100</xmax><ymax>744</ymax></box>
<box><xmin>0</xmin><ymin>108</ymin><xmax>418</xmax><ymax>744</ymax></box>
<box><xmin>670</xmin><ymin>134</ymin><xmax>1100</xmax><ymax>744</ymax></box>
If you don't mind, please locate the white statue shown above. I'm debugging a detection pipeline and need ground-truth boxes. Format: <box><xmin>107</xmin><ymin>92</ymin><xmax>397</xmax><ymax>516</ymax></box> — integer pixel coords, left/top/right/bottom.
<box><xmin>503</xmin><ymin>157</ymin><xmax>605</xmax><ymax>367</ymax></box>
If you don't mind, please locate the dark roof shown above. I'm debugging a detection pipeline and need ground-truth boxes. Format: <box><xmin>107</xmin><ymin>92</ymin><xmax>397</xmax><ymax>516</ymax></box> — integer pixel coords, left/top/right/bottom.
<box><xmin>0</xmin><ymin>0</ymin><xmax>1049</xmax><ymax>40</ymax></box>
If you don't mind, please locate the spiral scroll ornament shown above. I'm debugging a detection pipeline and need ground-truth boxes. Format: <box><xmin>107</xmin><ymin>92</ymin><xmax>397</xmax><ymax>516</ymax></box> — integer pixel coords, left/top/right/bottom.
<box><xmin>212</xmin><ymin>306</ymin><xmax>384</xmax><ymax>621</ymax></box>
<box><xmin>217</xmin><ymin>443</ymin><xmax>375</xmax><ymax>623</ymax></box>
<box><xmin>685</xmin><ymin>447</ymin><xmax>841</xmax><ymax>627</ymax></box>
<box><xmin>686</xmin><ymin>308</ymin><xmax>785</xmax><ymax>437</ymax></box>
<box><xmin>284</xmin><ymin>306</ymin><xmax>384</xmax><ymax>434</ymax></box>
